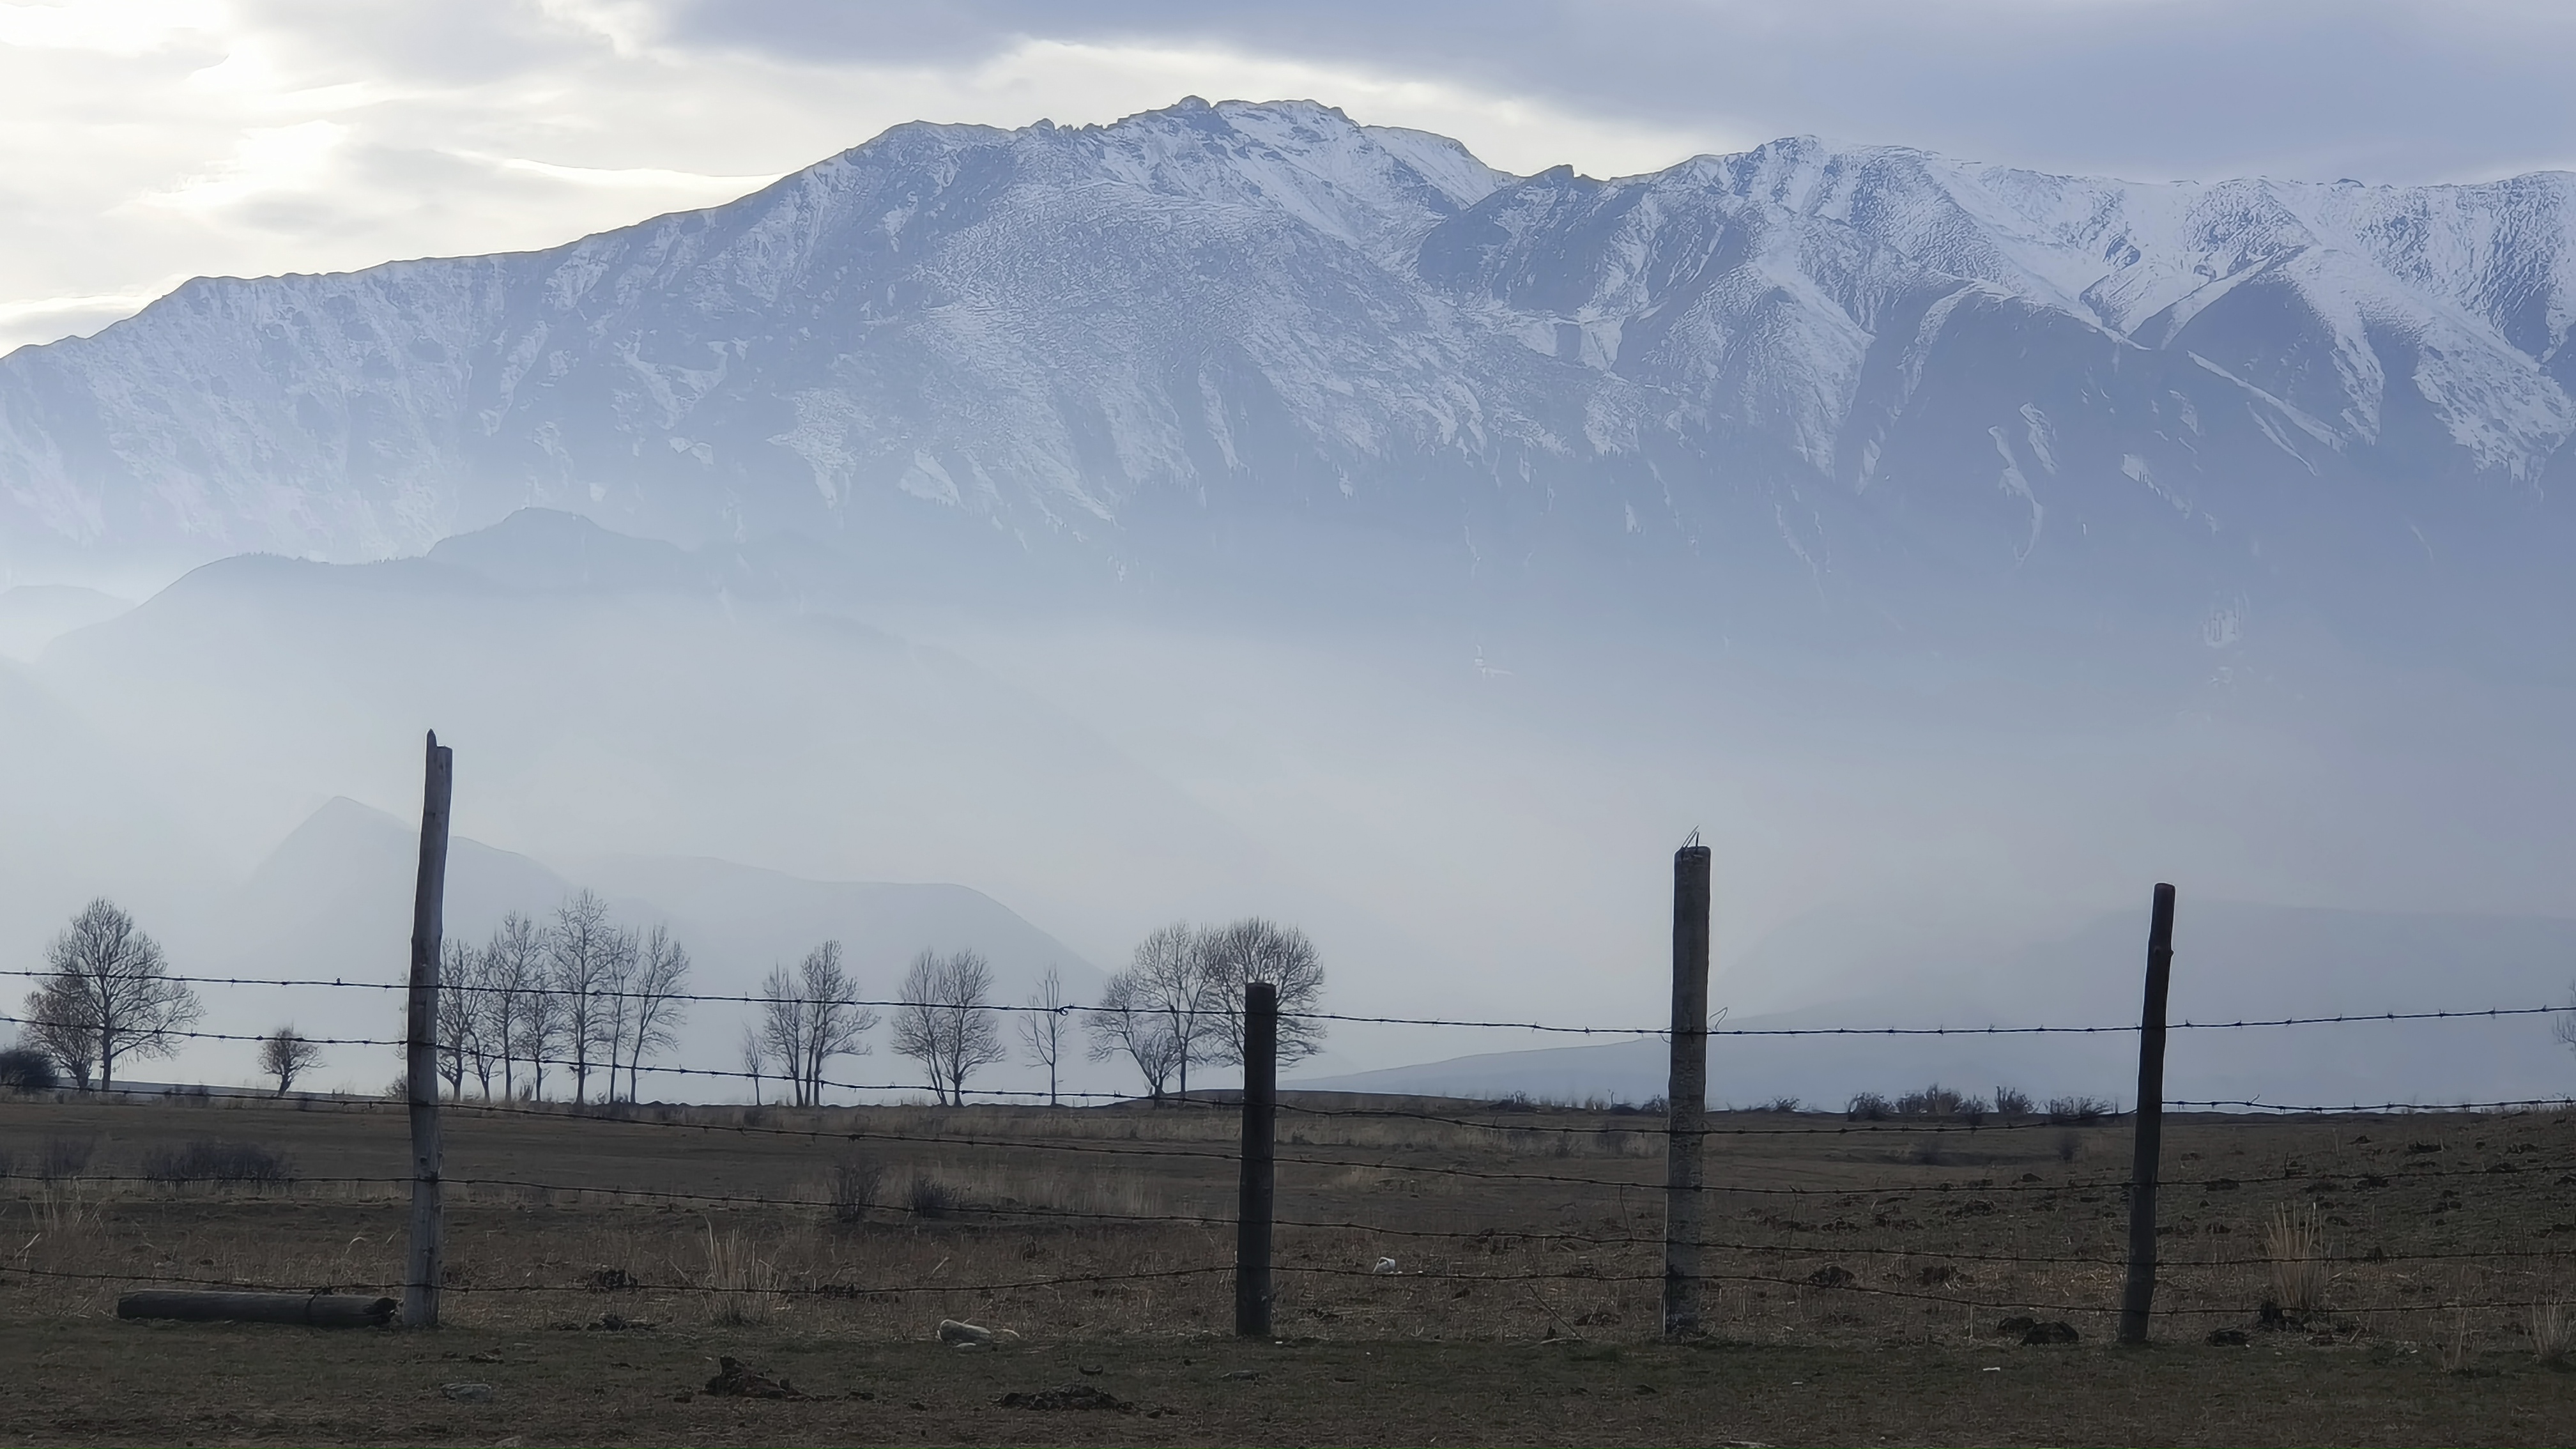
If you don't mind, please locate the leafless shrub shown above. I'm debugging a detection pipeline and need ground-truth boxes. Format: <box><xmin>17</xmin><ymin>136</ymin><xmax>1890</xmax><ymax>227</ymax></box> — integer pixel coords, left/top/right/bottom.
<box><xmin>2046</xmin><ymin>1096</ymin><xmax>2112</xmax><ymax>1125</ymax></box>
<box><xmin>141</xmin><ymin>1138</ymin><xmax>294</xmax><ymax>1188</ymax></box>
<box><xmin>2055</xmin><ymin>1130</ymin><xmax>2083</xmax><ymax>1163</ymax></box>
<box><xmin>1846</xmin><ymin>1092</ymin><xmax>1891</xmax><ymax>1121</ymax></box>
<box><xmin>1895</xmin><ymin>1084</ymin><xmax>1964</xmax><ymax>1117</ymax></box>
<box><xmin>1992</xmin><ymin>1086</ymin><xmax>2034</xmax><ymax>1116</ymax></box>
<box><xmin>0</xmin><ymin>1046</ymin><xmax>59</xmax><ymax>1093</ymax></box>
<box><xmin>1761</xmin><ymin>1096</ymin><xmax>1801</xmax><ymax>1114</ymax></box>
<box><xmin>907</xmin><ymin>1174</ymin><xmax>960</xmax><ymax>1219</ymax></box>
<box><xmin>38</xmin><ymin>1133</ymin><xmax>95</xmax><ymax>1179</ymax></box>
<box><xmin>825</xmin><ymin>1157</ymin><xmax>885</xmax><ymax>1225</ymax></box>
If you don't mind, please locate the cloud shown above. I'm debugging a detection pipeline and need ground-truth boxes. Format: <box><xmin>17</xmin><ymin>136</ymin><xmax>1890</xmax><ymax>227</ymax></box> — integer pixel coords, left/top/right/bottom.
<box><xmin>663</xmin><ymin>0</ymin><xmax>2576</xmax><ymax>181</ymax></box>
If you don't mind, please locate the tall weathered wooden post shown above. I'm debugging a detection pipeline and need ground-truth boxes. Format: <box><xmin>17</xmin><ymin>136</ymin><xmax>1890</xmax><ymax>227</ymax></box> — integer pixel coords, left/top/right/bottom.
<box><xmin>1664</xmin><ymin>838</ymin><xmax>1712</xmax><ymax>1339</ymax></box>
<box><xmin>1235</xmin><ymin>979</ymin><xmax>1278</xmax><ymax>1338</ymax></box>
<box><xmin>2118</xmin><ymin>882</ymin><xmax>2177</xmax><ymax>1346</ymax></box>
<box><xmin>404</xmin><ymin>731</ymin><xmax>453</xmax><ymax>1329</ymax></box>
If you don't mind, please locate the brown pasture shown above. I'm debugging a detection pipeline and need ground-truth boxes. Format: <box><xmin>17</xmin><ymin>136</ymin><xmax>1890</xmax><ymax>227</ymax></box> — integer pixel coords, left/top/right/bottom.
<box><xmin>3</xmin><ymin>1091</ymin><xmax>2573</xmax><ymax>1445</ymax></box>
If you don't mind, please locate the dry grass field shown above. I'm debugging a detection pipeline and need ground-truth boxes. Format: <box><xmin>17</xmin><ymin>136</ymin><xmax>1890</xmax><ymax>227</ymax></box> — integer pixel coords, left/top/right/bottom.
<box><xmin>3</xmin><ymin>1090</ymin><xmax>2573</xmax><ymax>1445</ymax></box>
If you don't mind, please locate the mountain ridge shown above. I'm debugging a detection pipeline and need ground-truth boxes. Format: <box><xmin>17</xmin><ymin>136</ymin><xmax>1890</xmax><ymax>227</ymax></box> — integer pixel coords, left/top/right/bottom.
<box><xmin>3</xmin><ymin>98</ymin><xmax>2572</xmax><ymax>660</ymax></box>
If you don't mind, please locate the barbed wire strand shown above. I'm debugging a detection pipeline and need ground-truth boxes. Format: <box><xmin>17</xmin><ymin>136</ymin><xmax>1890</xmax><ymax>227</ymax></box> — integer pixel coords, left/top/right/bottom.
<box><xmin>5</xmin><ymin>967</ymin><xmax>2569</xmax><ymax>1037</ymax></box>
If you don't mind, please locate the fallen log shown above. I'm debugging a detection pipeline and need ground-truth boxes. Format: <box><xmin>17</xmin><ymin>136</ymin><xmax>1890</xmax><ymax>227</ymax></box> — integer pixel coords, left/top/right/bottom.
<box><xmin>116</xmin><ymin>1289</ymin><xmax>399</xmax><ymax>1327</ymax></box>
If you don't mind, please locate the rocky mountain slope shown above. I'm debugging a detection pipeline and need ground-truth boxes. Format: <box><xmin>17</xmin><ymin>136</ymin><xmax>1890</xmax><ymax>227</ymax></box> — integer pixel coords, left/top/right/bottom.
<box><xmin>4</xmin><ymin>99</ymin><xmax>2570</xmax><ymax>651</ymax></box>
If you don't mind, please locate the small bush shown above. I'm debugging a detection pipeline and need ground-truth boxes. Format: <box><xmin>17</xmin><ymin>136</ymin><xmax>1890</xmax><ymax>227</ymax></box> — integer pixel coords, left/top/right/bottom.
<box><xmin>1911</xmin><ymin>1135</ymin><xmax>1947</xmax><ymax>1166</ymax></box>
<box><xmin>1894</xmin><ymin>1084</ymin><xmax>1965</xmax><ymax>1117</ymax></box>
<box><xmin>1847</xmin><ymin>1092</ymin><xmax>1892</xmax><ymax>1121</ymax></box>
<box><xmin>38</xmin><ymin>1133</ymin><xmax>96</xmax><ymax>1179</ymax></box>
<box><xmin>0</xmin><ymin>1046</ymin><xmax>60</xmax><ymax>1093</ymax></box>
<box><xmin>826</xmin><ymin>1157</ymin><xmax>885</xmax><ymax>1225</ymax></box>
<box><xmin>907</xmin><ymin>1174</ymin><xmax>960</xmax><ymax>1218</ymax></box>
<box><xmin>1761</xmin><ymin>1096</ymin><xmax>1801</xmax><ymax>1114</ymax></box>
<box><xmin>2055</xmin><ymin>1130</ymin><xmax>2083</xmax><ymax>1163</ymax></box>
<box><xmin>2045</xmin><ymin>1096</ymin><xmax>2112</xmax><ymax>1125</ymax></box>
<box><xmin>141</xmin><ymin>1138</ymin><xmax>295</xmax><ymax>1187</ymax></box>
<box><xmin>1993</xmin><ymin>1086</ymin><xmax>2033</xmax><ymax>1116</ymax></box>
<box><xmin>1954</xmin><ymin>1096</ymin><xmax>1989</xmax><ymax>1126</ymax></box>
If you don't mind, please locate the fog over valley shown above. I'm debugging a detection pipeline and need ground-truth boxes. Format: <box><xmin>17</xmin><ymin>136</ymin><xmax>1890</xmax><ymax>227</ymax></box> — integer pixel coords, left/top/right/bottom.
<box><xmin>5</xmin><ymin>101</ymin><xmax>2575</xmax><ymax>1107</ymax></box>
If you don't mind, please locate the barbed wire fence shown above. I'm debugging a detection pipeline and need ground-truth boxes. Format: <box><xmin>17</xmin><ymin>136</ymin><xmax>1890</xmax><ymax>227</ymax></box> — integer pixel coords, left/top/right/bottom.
<box><xmin>1</xmin><ymin>739</ymin><xmax>2573</xmax><ymax>1353</ymax></box>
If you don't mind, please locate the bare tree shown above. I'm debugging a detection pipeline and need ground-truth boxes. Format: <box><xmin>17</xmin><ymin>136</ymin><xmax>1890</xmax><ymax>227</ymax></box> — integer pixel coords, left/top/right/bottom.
<box><xmin>1086</xmin><ymin>968</ymin><xmax>1182</xmax><ymax>1101</ymax></box>
<box><xmin>739</xmin><ymin>1023</ymin><xmax>769</xmax><ymax>1107</ymax></box>
<box><xmin>624</xmin><ymin>924</ymin><xmax>691</xmax><ymax>1102</ymax></box>
<box><xmin>546</xmin><ymin>891</ymin><xmax>619</xmax><ymax>1103</ymax></box>
<box><xmin>1016</xmin><ymin>965</ymin><xmax>1070</xmax><ymax>1107</ymax></box>
<box><xmin>760</xmin><ymin>942</ymin><xmax>877</xmax><ymax>1106</ymax></box>
<box><xmin>1131</xmin><ymin>923</ymin><xmax>1225</xmax><ymax>1100</ymax></box>
<box><xmin>891</xmin><ymin>949</ymin><xmax>1006</xmax><ymax>1104</ymax></box>
<box><xmin>756</xmin><ymin>963</ymin><xmax>811</xmax><ymax>1106</ymax></box>
<box><xmin>452</xmin><ymin>941</ymin><xmax>504</xmax><ymax>1099</ymax></box>
<box><xmin>258</xmin><ymin>1026</ymin><xmax>323</xmax><ymax>1096</ymax></box>
<box><xmin>23</xmin><ymin>898</ymin><xmax>200</xmax><ymax>1091</ymax></box>
<box><xmin>1202</xmin><ymin>917</ymin><xmax>1330</xmax><ymax>1069</ymax></box>
<box><xmin>588</xmin><ymin>924</ymin><xmax>640</xmax><ymax>1101</ymax></box>
<box><xmin>476</xmin><ymin>912</ymin><xmax>546</xmax><ymax>1100</ymax></box>
<box><xmin>434</xmin><ymin>937</ymin><xmax>479</xmax><ymax>1099</ymax></box>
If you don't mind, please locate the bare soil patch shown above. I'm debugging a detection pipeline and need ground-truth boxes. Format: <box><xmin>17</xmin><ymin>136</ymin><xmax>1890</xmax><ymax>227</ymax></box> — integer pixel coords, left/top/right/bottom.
<box><xmin>2</xmin><ymin>1092</ymin><xmax>2572</xmax><ymax>1443</ymax></box>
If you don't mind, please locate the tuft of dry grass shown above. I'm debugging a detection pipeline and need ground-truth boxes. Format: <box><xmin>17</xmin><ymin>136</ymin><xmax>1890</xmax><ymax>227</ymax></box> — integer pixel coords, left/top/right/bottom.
<box><xmin>699</xmin><ymin>1222</ymin><xmax>782</xmax><ymax>1326</ymax></box>
<box><xmin>2263</xmin><ymin>1202</ymin><xmax>2329</xmax><ymax>1317</ymax></box>
<box><xmin>2441</xmin><ymin>1305</ymin><xmax>2475</xmax><ymax>1374</ymax></box>
<box><xmin>29</xmin><ymin>1173</ymin><xmax>100</xmax><ymax>1244</ymax></box>
<box><xmin>2533</xmin><ymin>1299</ymin><xmax>2572</xmax><ymax>1365</ymax></box>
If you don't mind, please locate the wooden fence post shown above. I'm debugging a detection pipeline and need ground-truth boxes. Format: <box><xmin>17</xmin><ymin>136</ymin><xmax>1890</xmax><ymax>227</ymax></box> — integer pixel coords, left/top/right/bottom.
<box><xmin>1235</xmin><ymin>979</ymin><xmax>1277</xmax><ymax>1338</ymax></box>
<box><xmin>1664</xmin><ymin>839</ymin><xmax>1712</xmax><ymax>1339</ymax></box>
<box><xmin>2118</xmin><ymin>882</ymin><xmax>2177</xmax><ymax>1346</ymax></box>
<box><xmin>404</xmin><ymin>731</ymin><xmax>453</xmax><ymax>1329</ymax></box>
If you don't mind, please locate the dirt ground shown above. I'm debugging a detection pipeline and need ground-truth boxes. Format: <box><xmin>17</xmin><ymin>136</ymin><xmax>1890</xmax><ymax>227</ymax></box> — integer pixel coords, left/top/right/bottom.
<box><xmin>5</xmin><ymin>1316</ymin><xmax>2575</xmax><ymax>1446</ymax></box>
<box><xmin>3</xmin><ymin>1092</ymin><xmax>2573</xmax><ymax>1444</ymax></box>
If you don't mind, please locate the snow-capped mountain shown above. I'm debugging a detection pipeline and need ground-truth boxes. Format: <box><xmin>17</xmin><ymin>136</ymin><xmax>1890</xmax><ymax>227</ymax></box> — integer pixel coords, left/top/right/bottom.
<box><xmin>3</xmin><ymin>98</ymin><xmax>2572</xmax><ymax>650</ymax></box>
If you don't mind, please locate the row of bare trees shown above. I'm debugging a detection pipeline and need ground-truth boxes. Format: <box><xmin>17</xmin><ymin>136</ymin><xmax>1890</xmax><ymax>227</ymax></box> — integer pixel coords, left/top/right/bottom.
<box><xmin>740</xmin><ymin>946</ymin><xmax>1020</xmax><ymax>1106</ymax></box>
<box><xmin>1086</xmin><ymin>917</ymin><xmax>1326</xmax><ymax>1100</ymax></box>
<box><xmin>437</xmin><ymin>891</ymin><xmax>691</xmax><ymax>1103</ymax></box>
<box><xmin>11</xmin><ymin>899</ymin><xmax>1328</xmax><ymax>1108</ymax></box>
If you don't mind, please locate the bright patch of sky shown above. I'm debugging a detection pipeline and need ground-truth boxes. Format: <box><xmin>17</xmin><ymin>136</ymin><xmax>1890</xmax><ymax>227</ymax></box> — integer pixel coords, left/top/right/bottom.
<box><xmin>2</xmin><ymin>0</ymin><xmax>2568</xmax><ymax>353</ymax></box>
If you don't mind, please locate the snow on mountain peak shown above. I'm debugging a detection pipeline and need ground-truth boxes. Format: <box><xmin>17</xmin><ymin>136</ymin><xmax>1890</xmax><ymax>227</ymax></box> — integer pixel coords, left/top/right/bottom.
<box><xmin>1</xmin><ymin>105</ymin><xmax>2572</xmax><ymax>640</ymax></box>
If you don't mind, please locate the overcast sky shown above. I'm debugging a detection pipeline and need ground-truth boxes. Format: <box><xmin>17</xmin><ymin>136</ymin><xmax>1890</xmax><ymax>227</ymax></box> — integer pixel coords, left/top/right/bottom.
<box><xmin>3</xmin><ymin>0</ymin><xmax>2572</xmax><ymax>351</ymax></box>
